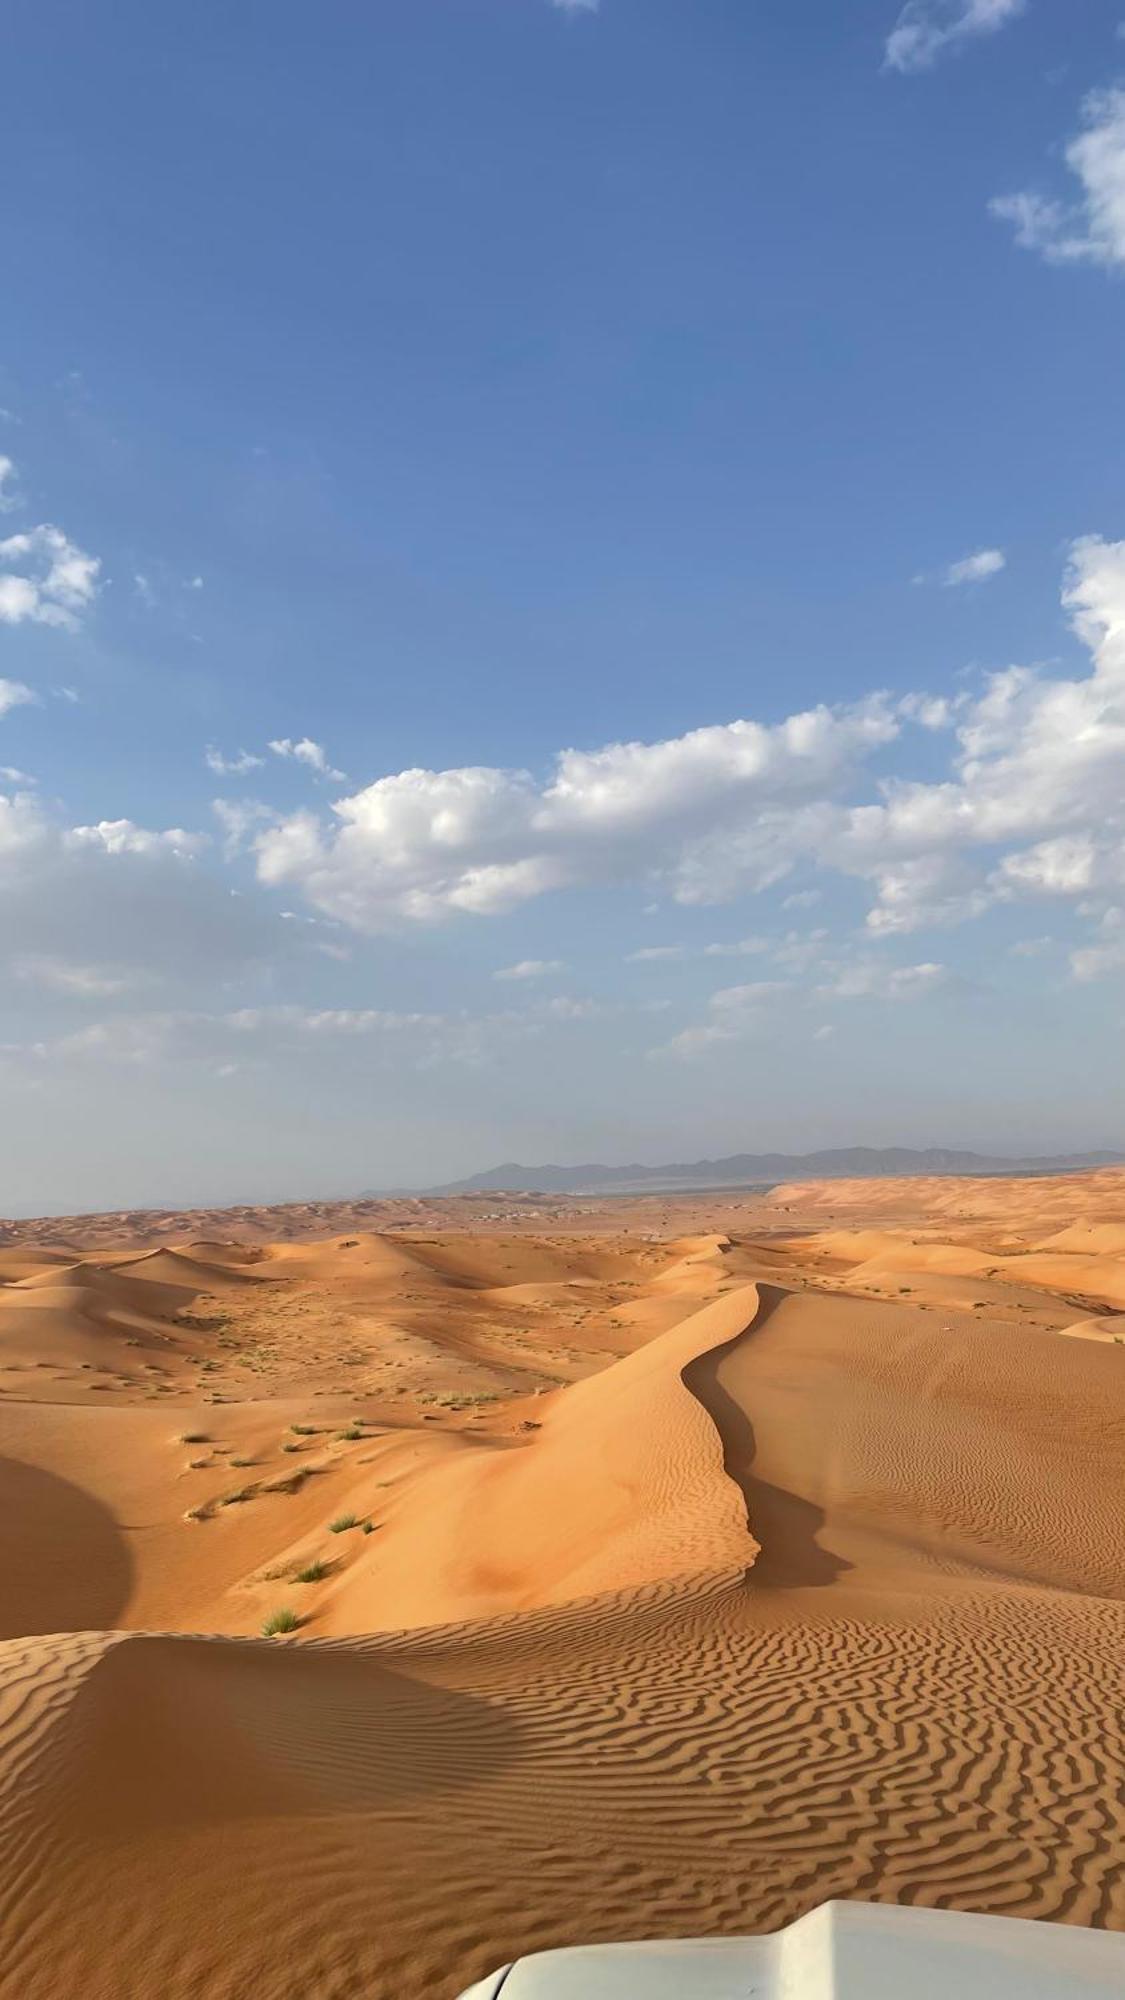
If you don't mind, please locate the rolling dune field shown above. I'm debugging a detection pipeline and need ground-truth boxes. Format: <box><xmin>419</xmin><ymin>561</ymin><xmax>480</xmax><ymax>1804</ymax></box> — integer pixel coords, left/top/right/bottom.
<box><xmin>0</xmin><ymin>1172</ymin><xmax>1123</xmax><ymax>1996</ymax></box>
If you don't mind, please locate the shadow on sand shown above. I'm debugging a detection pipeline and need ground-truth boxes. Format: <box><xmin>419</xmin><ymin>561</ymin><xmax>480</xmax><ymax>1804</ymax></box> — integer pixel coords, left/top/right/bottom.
<box><xmin>682</xmin><ymin>1286</ymin><xmax>852</xmax><ymax>1590</ymax></box>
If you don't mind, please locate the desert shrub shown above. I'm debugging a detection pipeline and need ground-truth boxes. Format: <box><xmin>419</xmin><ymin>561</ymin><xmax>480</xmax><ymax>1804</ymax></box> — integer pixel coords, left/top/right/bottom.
<box><xmin>262</xmin><ymin>1607</ymin><xmax>300</xmax><ymax>1637</ymax></box>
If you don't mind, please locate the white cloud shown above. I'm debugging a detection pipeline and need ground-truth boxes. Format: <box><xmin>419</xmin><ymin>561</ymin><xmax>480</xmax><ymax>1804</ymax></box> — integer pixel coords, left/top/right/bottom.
<box><xmin>653</xmin><ymin>980</ymin><xmax>787</xmax><ymax>1062</ymax></box>
<box><xmin>0</xmin><ymin>766</ymin><xmax>34</xmax><ymax>785</ymax></box>
<box><xmin>884</xmin><ymin>0</ymin><xmax>1025</xmax><ymax>74</ymax></box>
<box><xmin>255</xmin><ymin>698</ymin><xmax>899</xmax><ymax>931</ymax></box>
<box><xmin>0</xmin><ymin>524</ymin><xmax>100</xmax><ymax>629</ymax></box>
<box><xmin>1070</xmin><ymin>907</ymin><xmax>1125</xmax><ymax>981</ymax></box>
<box><xmin>703</xmin><ymin>935</ymin><xmax>772</xmax><ymax>958</ymax></box>
<box><xmin>269</xmin><ymin>737</ymin><xmax>346</xmax><ymax>782</ymax></box>
<box><xmin>67</xmin><ymin>819</ymin><xmax>205</xmax><ymax>860</ymax></box>
<box><xmin>813</xmin><ymin>1024</ymin><xmax>835</xmax><ymax>1041</ymax></box>
<box><xmin>0</xmin><ymin>680</ymin><xmax>36</xmax><ymax>719</ymax></box>
<box><xmin>494</xmin><ymin>958</ymin><xmax>565</xmax><ymax>980</ymax></box>
<box><xmin>0</xmin><ymin>457</ymin><xmax>20</xmax><ymax>513</ymax></box>
<box><xmin>234</xmin><ymin>535</ymin><xmax>1125</xmax><ymax>1004</ymax></box>
<box><xmin>0</xmin><ymin>788</ymin><xmax>47</xmax><ymax>859</ymax></box>
<box><xmin>828</xmin><ymin>537</ymin><xmax>1125</xmax><ymax>942</ymax></box>
<box><xmin>991</xmin><ymin>88</ymin><xmax>1125</xmax><ymax>268</ymax></box>
<box><xmin>13</xmin><ymin>989</ymin><xmax>611</xmax><ymax>1076</ymax></box>
<box><xmin>772</xmin><ymin>927</ymin><xmax>831</xmax><ymax>972</ymax></box>
<box><xmin>898</xmin><ymin>693</ymin><xmax>958</xmax><ymax>727</ymax></box>
<box><xmin>944</xmin><ymin>548</ymin><xmax>1006</xmax><ymax>586</ymax></box>
<box><xmin>862</xmin><ymin>853</ymin><xmax>992</xmax><ymax>935</ymax></box>
<box><xmin>821</xmin><ymin>959</ymin><xmax>952</xmax><ymax>1001</ymax></box>
<box><xmin>206</xmin><ymin>746</ymin><xmax>265</xmax><ymax>776</ymax></box>
<box><xmin>0</xmin><ymin>797</ymin><xmax>280</xmax><ymax>1001</ymax></box>
<box><xmin>629</xmin><ymin>936</ymin><xmax>772</xmax><ymax>965</ymax></box>
<box><xmin>15</xmin><ymin>956</ymin><xmax>131</xmax><ymax>998</ymax></box>
<box><xmin>542</xmin><ymin>994</ymin><xmax>604</xmax><ymax>1019</ymax></box>
<box><xmin>211</xmin><ymin>797</ymin><xmax>276</xmax><ymax>856</ymax></box>
<box><xmin>709</xmin><ymin>979</ymin><xmax>789</xmax><ymax>1012</ymax></box>
<box><xmin>9</xmin><ymin>534</ymin><xmax>1116</xmax><ymax>1049</ymax></box>
<box><xmin>551</xmin><ymin>0</ymin><xmax>599</xmax><ymax>12</ymax></box>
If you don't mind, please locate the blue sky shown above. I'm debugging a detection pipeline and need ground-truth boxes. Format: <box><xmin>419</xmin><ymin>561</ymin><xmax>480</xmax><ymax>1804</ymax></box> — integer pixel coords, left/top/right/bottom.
<box><xmin>2</xmin><ymin>0</ymin><xmax>1125</xmax><ymax>1210</ymax></box>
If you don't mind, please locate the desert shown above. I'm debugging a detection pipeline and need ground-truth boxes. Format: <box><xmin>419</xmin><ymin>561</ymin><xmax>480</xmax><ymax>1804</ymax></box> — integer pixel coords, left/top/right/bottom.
<box><xmin>7</xmin><ymin>6</ymin><xmax>1125</xmax><ymax>1995</ymax></box>
<box><xmin>0</xmin><ymin>1167</ymin><xmax>1122</xmax><ymax>1997</ymax></box>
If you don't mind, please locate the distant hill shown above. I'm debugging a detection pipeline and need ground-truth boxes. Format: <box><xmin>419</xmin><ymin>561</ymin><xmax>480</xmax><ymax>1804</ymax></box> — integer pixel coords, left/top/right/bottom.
<box><xmin>419</xmin><ymin>1147</ymin><xmax>1125</xmax><ymax>1198</ymax></box>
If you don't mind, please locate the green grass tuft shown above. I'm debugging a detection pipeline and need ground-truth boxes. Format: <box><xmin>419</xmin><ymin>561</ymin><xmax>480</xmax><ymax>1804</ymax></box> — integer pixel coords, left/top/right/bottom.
<box><xmin>328</xmin><ymin>1513</ymin><xmax>359</xmax><ymax>1533</ymax></box>
<box><xmin>261</xmin><ymin>1607</ymin><xmax>301</xmax><ymax>1637</ymax></box>
<box><xmin>295</xmin><ymin>1559</ymin><xmax>328</xmax><ymax>1583</ymax></box>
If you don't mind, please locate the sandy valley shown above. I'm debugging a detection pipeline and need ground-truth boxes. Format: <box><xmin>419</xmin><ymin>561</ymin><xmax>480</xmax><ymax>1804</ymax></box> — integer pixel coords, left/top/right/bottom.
<box><xmin>0</xmin><ymin>1168</ymin><xmax>1123</xmax><ymax>1997</ymax></box>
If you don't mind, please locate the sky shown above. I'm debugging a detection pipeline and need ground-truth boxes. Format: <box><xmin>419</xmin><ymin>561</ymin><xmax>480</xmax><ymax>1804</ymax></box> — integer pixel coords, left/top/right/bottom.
<box><xmin>2</xmin><ymin>0</ymin><xmax>1125</xmax><ymax>1212</ymax></box>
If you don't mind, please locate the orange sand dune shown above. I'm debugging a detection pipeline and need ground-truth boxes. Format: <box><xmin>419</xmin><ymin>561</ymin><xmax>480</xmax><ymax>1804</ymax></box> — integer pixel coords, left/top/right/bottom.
<box><xmin>0</xmin><ymin>1180</ymin><xmax>1123</xmax><ymax>1997</ymax></box>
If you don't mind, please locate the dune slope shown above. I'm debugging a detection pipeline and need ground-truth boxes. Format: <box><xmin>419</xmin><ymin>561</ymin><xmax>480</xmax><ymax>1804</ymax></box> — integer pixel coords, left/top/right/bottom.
<box><xmin>0</xmin><ymin>1230</ymin><xmax>1123</xmax><ymax>1999</ymax></box>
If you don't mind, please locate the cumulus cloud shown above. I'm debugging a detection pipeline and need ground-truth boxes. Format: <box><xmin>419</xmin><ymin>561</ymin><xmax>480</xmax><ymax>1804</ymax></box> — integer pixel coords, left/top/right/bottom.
<box><xmin>0</xmin><ymin>792</ymin><xmax>282</xmax><ymax>1000</ymax></box>
<box><xmin>494</xmin><ymin>958</ymin><xmax>565</xmax><ymax>980</ymax></box>
<box><xmin>945</xmin><ymin>548</ymin><xmax>1006</xmax><ymax>585</ymax></box>
<box><xmin>206</xmin><ymin>746</ymin><xmax>264</xmax><ymax>776</ymax></box>
<box><xmin>0</xmin><ymin>524</ymin><xmax>100</xmax><ymax>629</ymax></box>
<box><xmin>833</xmin><ymin>537</ymin><xmax>1125</xmax><ymax>940</ymax></box>
<box><xmin>0</xmin><ymin>680</ymin><xmax>36</xmax><ymax>719</ymax></box>
<box><xmin>211</xmin><ymin>797</ymin><xmax>277</xmax><ymax>857</ymax></box>
<box><xmin>884</xmin><ymin>0</ymin><xmax>1025</xmax><ymax>73</ymax></box>
<box><xmin>991</xmin><ymin>88</ymin><xmax>1125</xmax><ymax>268</ymax></box>
<box><xmin>269</xmin><ymin>737</ymin><xmax>346</xmax><ymax>781</ymax></box>
<box><xmin>248</xmin><ymin>540</ymin><xmax>1125</xmax><ymax>975</ymax></box>
<box><xmin>67</xmin><ymin>819</ymin><xmax>205</xmax><ymax>860</ymax></box>
<box><xmin>255</xmin><ymin>699</ymin><xmax>899</xmax><ymax>931</ymax></box>
<box><xmin>8</xmin><ymin>536</ymin><xmax>1125</xmax><ymax>1050</ymax></box>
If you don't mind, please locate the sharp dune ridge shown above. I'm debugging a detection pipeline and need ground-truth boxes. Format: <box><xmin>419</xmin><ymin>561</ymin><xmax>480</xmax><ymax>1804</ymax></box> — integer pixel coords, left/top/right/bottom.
<box><xmin>0</xmin><ymin>1174</ymin><xmax>1123</xmax><ymax>1996</ymax></box>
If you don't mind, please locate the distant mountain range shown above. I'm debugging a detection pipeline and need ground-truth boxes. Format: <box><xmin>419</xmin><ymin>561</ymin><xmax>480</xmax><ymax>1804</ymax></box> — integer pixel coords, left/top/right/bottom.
<box><xmin>416</xmin><ymin>1147</ymin><xmax>1125</xmax><ymax>1198</ymax></box>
